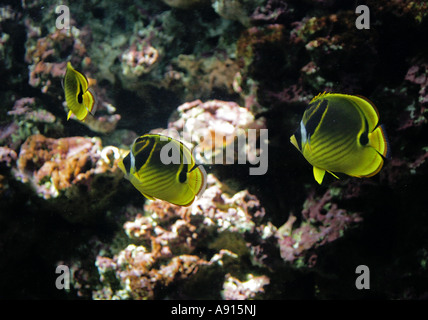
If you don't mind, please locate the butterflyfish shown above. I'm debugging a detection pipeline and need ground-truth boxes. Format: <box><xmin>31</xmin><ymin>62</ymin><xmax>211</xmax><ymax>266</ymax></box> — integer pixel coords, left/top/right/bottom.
<box><xmin>63</xmin><ymin>62</ymin><xmax>97</xmax><ymax>121</ymax></box>
<box><xmin>118</xmin><ymin>134</ymin><xmax>207</xmax><ymax>206</ymax></box>
<box><xmin>290</xmin><ymin>92</ymin><xmax>390</xmax><ymax>184</ymax></box>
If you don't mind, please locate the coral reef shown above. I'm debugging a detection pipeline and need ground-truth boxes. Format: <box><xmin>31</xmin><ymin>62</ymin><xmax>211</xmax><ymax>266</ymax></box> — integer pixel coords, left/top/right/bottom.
<box><xmin>276</xmin><ymin>190</ymin><xmax>362</xmax><ymax>267</ymax></box>
<box><xmin>162</xmin><ymin>0</ymin><xmax>211</xmax><ymax>10</ymax></box>
<box><xmin>121</xmin><ymin>42</ymin><xmax>160</xmax><ymax>80</ymax></box>
<box><xmin>1</xmin><ymin>97</ymin><xmax>63</xmax><ymax>151</ymax></box>
<box><xmin>91</xmin><ymin>174</ymin><xmax>272</xmax><ymax>299</ymax></box>
<box><xmin>156</xmin><ymin>99</ymin><xmax>266</xmax><ymax>165</ymax></box>
<box><xmin>2</xmin><ymin>0</ymin><xmax>428</xmax><ymax>300</ymax></box>
<box><xmin>169</xmin><ymin>54</ymin><xmax>241</xmax><ymax>100</ymax></box>
<box><xmin>14</xmin><ymin>134</ymin><xmax>125</xmax><ymax>222</ymax></box>
<box><xmin>222</xmin><ymin>273</ymin><xmax>270</xmax><ymax>300</ymax></box>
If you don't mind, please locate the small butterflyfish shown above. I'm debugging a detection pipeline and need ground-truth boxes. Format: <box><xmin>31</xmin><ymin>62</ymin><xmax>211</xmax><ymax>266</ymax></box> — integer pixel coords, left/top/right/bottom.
<box><xmin>118</xmin><ymin>134</ymin><xmax>207</xmax><ymax>206</ymax></box>
<box><xmin>290</xmin><ymin>92</ymin><xmax>390</xmax><ymax>184</ymax></box>
<box><xmin>63</xmin><ymin>62</ymin><xmax>97</xmax><ymax>121</ymax></box>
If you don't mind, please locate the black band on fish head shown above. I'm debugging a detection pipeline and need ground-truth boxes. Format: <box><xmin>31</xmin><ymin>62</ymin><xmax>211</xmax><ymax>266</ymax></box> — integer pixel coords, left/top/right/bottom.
<box><xmin>293</xmin><ymin>126</ymin><xmax>302</xmax><ymax>150</ymax></box>
<box><xmin>133</xmin><ymin>136</ymin><xmax>155</xmax><ymax>172</ymax></box>
<box><xmin>122</xmin><ymin>153</ymin><xmax>131</xmax><ymax>174</ymax></box>
<box><xmin>305</xmin><ymin>99</ymin><xmax>328</xmax><ymax>138</ymax></box>
<box><xmin>77</xmin><ymin>84</ymin><xmax>84</xmax><ymax>104</ymax></box>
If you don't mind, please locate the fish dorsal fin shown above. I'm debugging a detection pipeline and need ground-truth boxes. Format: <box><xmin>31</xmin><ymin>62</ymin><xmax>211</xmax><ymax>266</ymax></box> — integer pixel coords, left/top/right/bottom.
<box><xmin>310</xmin><ymin>91</ymin><xmax>330</xmax><ymax>104</ymax></box>
<box><xmin>350</xmin><ymin>95</ymin><xmax>380</xmax><ymax>132</ymax></box>
<box><xmin>87</xmin><ymin>88</ymin><xmax>97</xmax><ymax>115</ymax></box>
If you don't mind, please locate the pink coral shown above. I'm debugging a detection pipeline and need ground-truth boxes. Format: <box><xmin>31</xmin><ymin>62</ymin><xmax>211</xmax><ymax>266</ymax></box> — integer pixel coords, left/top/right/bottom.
<box><xmin>222</xmin><ymin>273</ymin><xmax>270</xmax><ymax>300</ymax></box>
<box><xmin>121</xmin><ymin>42</ymin><xmax>159</xmax><ymax>78</ymax></box>
<box><xmin>405</xmin><ymin>62</ymin><xmax>428</xmax><ymax>107</ymax></box>
<box><xmin>276</xmin><ymin>189</ymin><xmax>362</xmax><ymax>265</ymax></box>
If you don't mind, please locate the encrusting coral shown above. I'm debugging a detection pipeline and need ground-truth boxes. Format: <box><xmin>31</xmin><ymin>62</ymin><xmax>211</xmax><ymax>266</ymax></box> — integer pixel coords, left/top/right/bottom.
<box><xmin>13</xmin><ymin>134</ymin><xmax>126</xmax><ymax>222</ymax></box>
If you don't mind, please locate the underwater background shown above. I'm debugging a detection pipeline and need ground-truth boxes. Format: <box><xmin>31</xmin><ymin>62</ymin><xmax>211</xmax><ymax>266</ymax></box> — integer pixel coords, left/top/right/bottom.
<box><xmin>0</xmin><ymin>0</ymin><xmax>427</xmax><ymax>299</ymax></box>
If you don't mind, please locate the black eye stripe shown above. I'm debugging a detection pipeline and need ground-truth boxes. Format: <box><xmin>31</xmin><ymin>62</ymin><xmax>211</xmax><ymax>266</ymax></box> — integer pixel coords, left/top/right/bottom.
<box><xmin>305</xmin><ymin>99</ymin><xmax>328</xmax><ymax>137</ymax></box>
<box><xmin>178</xmin><ymin>164</ymin><xmax>188</xmax><ymax>183</ymax></box>
<box><xmin>134</xmin><ymin>137</ymin><xmax>154</xmax><ymax>171</ymax></box>
<box><xmin>77</xmin><ymin>84</ymin><xmax>83</xmax><ymax>104</ymax></box>
<box><xmin>360</xmin><ymin>118</ymin><xmax>369</xmax><ymax>146</ymax></box>
<box><xmin>122</xmin><ymin>153</ymin><xmax>131</xmax><ymax>174</ymax></box>
<box><xmin>294</xmin><ymin>126</ymin><xmax>302</xmax><ymax>150</ymax></box>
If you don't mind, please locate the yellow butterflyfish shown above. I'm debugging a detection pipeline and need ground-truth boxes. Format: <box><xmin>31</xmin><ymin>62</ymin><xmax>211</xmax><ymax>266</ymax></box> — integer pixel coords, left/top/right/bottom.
<box><xmin>63</xmin><ymin>62</ymin><xmax>97</xmax><ymax>121</ymax></box>
<box><xmin>290</xmin><ymin>92</ymin><xmax>390</xmax><ymax>184</ymax></box>
<box><xmin>118</xmin><ymin>134</ymin><xmax>207</xmax><ymax>206</ymax></box>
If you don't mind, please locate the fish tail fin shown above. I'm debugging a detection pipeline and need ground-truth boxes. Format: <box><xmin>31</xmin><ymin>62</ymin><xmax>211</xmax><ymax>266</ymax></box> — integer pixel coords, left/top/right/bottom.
<box><xmin>188</xmin><ymin>165</ymin><xmax>207</xmax><ymax>198</ymax></box>
<box><xmin>83</xmin><ymin>89</ymin><xmax>97</xmax><ymax>116</ymax></box>
<box><xmin>313</xmin><ymin>166</ymin><xmax>326</xmax><ymax>184</ymax></box>
<box><xmin>369</xmin><ymin>124</ymin><xmax>390</xmax><ymax>159</ymax></box>
<box><xmin>87</xmin><ymin>88</ymin><xmax>97</xmax><ymax>115</ymax></box>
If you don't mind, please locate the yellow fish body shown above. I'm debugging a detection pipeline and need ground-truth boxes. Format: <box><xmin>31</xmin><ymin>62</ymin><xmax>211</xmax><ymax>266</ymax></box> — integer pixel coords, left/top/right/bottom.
<box><xmin>290</xmin><ymin>92</ymin><xmax>390</xmax><ymax>184</ymax></box>
<box><xmin>118</xmin><ymin>134</ymin><xmax>207</xmax><ymax>206</ymax></box>
<box><xmin>63</xmin><ymin>62</ymin><xmax>97</xmax><ymax>121</ymax></box>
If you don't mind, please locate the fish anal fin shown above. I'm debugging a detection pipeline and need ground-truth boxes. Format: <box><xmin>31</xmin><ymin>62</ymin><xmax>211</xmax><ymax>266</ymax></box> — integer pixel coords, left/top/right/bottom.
<box><xmin>313</xmin><ymin>166</ymin><xmax>326</xmax><ymax>184</ymax></box>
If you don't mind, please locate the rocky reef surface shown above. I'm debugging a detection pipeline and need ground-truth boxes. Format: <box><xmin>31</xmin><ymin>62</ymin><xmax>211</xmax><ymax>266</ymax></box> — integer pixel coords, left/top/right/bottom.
<box><xmin>1</xmin><ymin>0</ymin><xmax>427</xmax><ymax>299</ymax></box>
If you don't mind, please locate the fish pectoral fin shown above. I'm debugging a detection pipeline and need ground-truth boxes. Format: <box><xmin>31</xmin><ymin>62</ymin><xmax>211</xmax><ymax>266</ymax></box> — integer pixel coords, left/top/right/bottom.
<box><xmin>313</xmin><ymin>166</ymin><xmax>326</xmax><ymax>184</ymax></box>
<box><xmin>327</xmin><ymin>170</ymin><xmax>340</xmax><ymax>180</ymax></box>
<box><xmin>141</xmin><ymin>192</ymin><xmax>156</xmax><ymax>201</ymax></box>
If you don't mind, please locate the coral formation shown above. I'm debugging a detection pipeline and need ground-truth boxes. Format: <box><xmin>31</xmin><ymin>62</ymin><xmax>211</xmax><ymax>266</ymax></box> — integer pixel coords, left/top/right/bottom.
<box><xmin>170</xmin><ymin>54</ymin><xmax>241</xmax><ymax>100</ymax></box>
<box><xmin>91</xmin><ymin>174</ymin><xmax>272</xmax><ymax>299</ymax></box>
<box><xmin>162</xmin><ymin>0</ymin><xmax>210</xmax><ymax>10</ymax></box>
<box><xmin>222</xmin><ymin>273</ymin><xmax>270</xmax><ymax>300</ymax></box>
<box><xmin>158</xmin><ymin>99</ymin><xmax>266</xmax><ymax>165</ymax></box>
<box><xmin>1</xmin><ymin>0</ymin><xmax>428</xmax><ymax>301</ymax></box>
<box><xmin>14</xmin><ymin>134</ymin><xmax>125</xmax><ymax>222</ymax></box>
<box><xmin>276</xmin><ymin>190</ymin><xmax>362</xmax><ymax>266</ymax></box>
<box><xmin>121</xmin><ymin>42</ymin><xmax>160</xmax><ymax>79</ymax></box>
